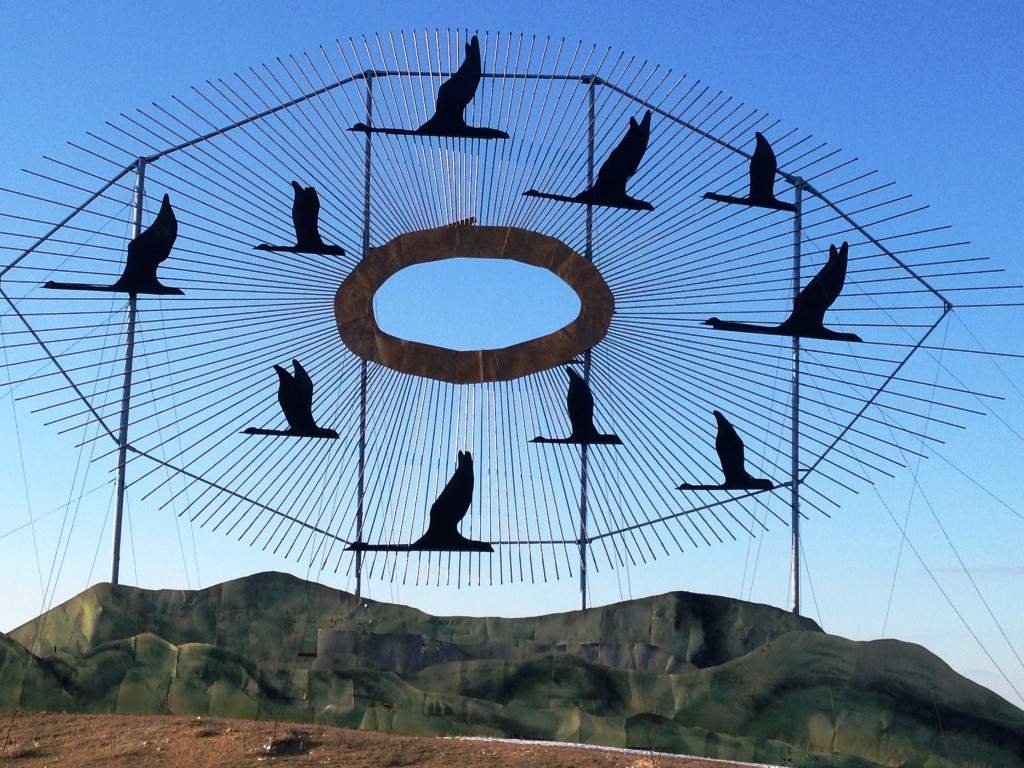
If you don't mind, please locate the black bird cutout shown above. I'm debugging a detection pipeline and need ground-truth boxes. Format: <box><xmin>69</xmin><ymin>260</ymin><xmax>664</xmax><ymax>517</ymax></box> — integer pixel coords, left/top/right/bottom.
<box><xmin>677</xmin><ymin>410</ymin><xmax>774</xmax><ymax>491</ymax></box>
<box><xmin>347</xmin><ymin>451</ymin><xmax>493</xmax><ymax>552</ymax></box>
<box><xmin>243</xmin><ymin>359</ymin><xmax>339</xmax><ymax>439</ymax></box>
<box><xmin>44</xmin><ymin>194</ymin><xmax>183</xmax><ymax>295</ymax></box>
<box><xmin>255</xmin><ymin>181</ymin><xmax>345</xmax><ymax>255</ymax></box>
<box><xmin>531</xmin><ymin>368</ymin><xmax>623</xmax><ymax>445</ymax></box>
<box><xmin>523</xmin><ymin>111</ymin><xmax>654</xmax><ymax>211</ymax></box>
<box><xmin>704</xmin><ymin>241</ymin><xmax>863</xmax><ymax>342</ymax></box>
<box><xmin>350</xmin><ymin>35</ymin><xmax>508</xmax><ymax>139</ymax></box>
<box><xmin>702</xmin><ymin>132</ymin><xmax>797</xmax><ymax>213</ymax></box>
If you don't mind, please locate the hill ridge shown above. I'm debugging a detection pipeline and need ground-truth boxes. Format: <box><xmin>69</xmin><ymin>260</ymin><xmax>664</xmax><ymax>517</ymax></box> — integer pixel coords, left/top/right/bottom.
<box><xmin>2</xmin><ymin>571</ymin><xmax>1021</xmax><ymax>768</ymax></box>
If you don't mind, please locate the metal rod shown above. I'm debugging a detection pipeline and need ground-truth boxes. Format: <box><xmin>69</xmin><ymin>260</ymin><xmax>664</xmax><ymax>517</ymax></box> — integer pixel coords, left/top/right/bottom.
<box><xmin>803</xmin><ymin>306</ymin><xmax>952</xmax><ymax>478</ymax></box>
<box><xmin>790</xmin><ymin>179</ymin><xmax>803</xmax><ymax>615</ymax></box>
<box><xmin>355</xmin><ymin>74</ymin><xmax>374</xmax><ymax>598</ymax></box>
<box><xmin>579</xmin><ymin>78</ymin><xmax>597</xmax><ymax>611</ymax></box>
<box><xmin>110</xmin><ymin>158</ymin><xmax>146</xmax><ymax>585</ymax></box>
<box><xmin>0</xmin><ymin>165</ymin><xmax>136</xmax><ymax>279</ymax></box>
<box><xmin>802</xmin><ymin>179</ymin><xmax>952</xmax><ymax>307</ymax></box>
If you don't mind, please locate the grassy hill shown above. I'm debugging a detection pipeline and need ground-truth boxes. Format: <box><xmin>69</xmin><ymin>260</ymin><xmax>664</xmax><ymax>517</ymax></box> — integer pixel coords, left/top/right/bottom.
<box><xmin>2</xmin><ymin>571</ymin><xmax>1021</xmax><ymax>767</ymax></box>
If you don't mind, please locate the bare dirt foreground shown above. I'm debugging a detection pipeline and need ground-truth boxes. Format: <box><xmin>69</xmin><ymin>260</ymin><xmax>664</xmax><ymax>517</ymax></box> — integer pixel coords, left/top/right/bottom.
<box><xmin>0</xmin><ymin>712</ymin><xmax>753</xmax><ymax>768</ymax></box>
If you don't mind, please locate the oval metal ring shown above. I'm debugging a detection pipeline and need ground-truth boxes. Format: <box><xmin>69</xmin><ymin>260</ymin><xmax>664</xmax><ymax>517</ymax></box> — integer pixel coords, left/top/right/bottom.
<box><xmin>335</xmin><ymin>222</ymin><xmax>614</xmax><ymax>384</ymax></box>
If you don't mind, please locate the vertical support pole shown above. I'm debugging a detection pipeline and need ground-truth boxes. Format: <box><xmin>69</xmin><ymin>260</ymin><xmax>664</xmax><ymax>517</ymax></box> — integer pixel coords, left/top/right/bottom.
<box><xmin>579</xmin><ymin>78</ymin><xmax>596</xmax><ymax>611</ymax></box>
<box><xmin>111</xmin><ymin>158</ymin><xmax>146</xmax><ymax>585</ymax></box>
<box><xmin>355</xmin><ymin>74</ymin><xmax>374</xmax><ymax>598</ymax></box>
<box><xmin>790</xmin><ymin>179</ymin><xmax>804</xmax><ymax>615</ymax></box>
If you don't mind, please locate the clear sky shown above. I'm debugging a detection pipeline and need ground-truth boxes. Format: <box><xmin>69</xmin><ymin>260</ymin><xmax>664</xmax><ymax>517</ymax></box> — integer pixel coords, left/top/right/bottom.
<box><xmin>1</xmin><ymin>2</ymin><xmax>1023</xmax><ymax>707</ymax></box>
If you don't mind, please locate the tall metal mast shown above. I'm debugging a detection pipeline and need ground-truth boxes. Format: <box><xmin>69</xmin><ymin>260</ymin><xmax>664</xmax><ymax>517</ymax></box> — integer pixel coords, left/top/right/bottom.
<box><xmin>790</xmin><ymin>179</ymin><xmax>804</xmax><ymax>614</ymax></box>
<box><xmin>579</xmin><ymin>77</ymin><xmax>597</xmax><ymax>611</ymax></box>
<box><xmin>110</xmin><ymin>158</ymin><xmax>146</xmax><ymax>585</ymax></box>
<box><xmin>355</xmin><ymin>73</ymin><xmax>374</xmax><ymax>598</ymax></box>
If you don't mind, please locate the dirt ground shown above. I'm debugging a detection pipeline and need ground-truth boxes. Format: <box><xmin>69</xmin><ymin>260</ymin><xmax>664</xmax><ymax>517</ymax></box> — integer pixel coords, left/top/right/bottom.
<box><xmin>0</xmin><ymin>711</ymin><xmax>755</xmax><ymax>768</ymax></box>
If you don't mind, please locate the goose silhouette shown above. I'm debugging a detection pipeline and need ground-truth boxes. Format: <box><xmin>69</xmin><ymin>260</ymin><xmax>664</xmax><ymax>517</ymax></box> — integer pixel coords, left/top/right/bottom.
<box><xmin>678</xmin><ymin>410</ymin><xmax>774</xmax><ymax>491</ymax></box>
<box><xmin>243</xmin><ymin>359</ymin><xmax>338</xmax><ymax>438</ymax></box>
<box><xmin>531</xmin><ymin>368</ymin><xmax>622</xmax><ymax>445</ymax></box>
<box><xmin>347</xmin><ymin>451</ymin><xmax>493</xmax><ymax>552</ymax></box>
<box><xmin>703</xmin><ymin>132</ymin><xmax>796</xmax><ymax>213</ymax></box>
<box><xmin>704</xmin><ymin>241</ymin><xmax>862</xmax><ymax>342</ymax></box>
<box><xmin>255</xmin><ymin>181</ymin><xmax>345</xmax><ymax>255</ymax></box>
<box><xmin>350</xmin><ymin>35</ymin><xmax>508</xmax><ymax>139</ymax></box>
<box><xmin>524</xmin><ymin>111</ymin><xmax>654</xmax><ymax>211</ymax></box>
<box><xmin>44</xmin><ymin>194</ymin><xmax>183</xmax><ymax>295</ymax></box>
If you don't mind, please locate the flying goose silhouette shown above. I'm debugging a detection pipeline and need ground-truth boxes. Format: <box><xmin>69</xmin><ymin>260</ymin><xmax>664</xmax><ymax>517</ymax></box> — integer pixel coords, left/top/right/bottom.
<box><xmin>347</xmin><ymin>450</ymin><xmax>493</xmax><ymax>552</ymax></box>
<box><xmin>243</xmin><ymin>359</ymin><xmax>338</xmax><ymax>438</ymax></box>
<box><xmin>255</xmin><ymin>181</ymin><xmax>345</xmax><ymax>255</ymax></box>
<box><xmin>704</xmin><ymin>241</ymin><xmax>862</xmax><ymax>342</ymax></box>
<box><xmin>350</xmin><ymin>35</ymin><xmax>508</xmax><ymax>139</ymax></box>
<box><xmin>678</xmin><ymin>410</ymin><xmax>774</xmax><ymax>491</ymax></box>
<box><xmin>703</xmin><ymin>132</ymin><xmax>797</xmax><ymax>213</ymax></box>
<box><xmin>531</xmin><ymin>368</ymin><xmax>623</xmax><ymax>445</ymax></box>
<box><xmin>524</xmin><ymin>111</ymin><xmax>654</xmax><ymax>211</ymax></box>
<box><xmin>44</xmin><ymin>194</ymin><xmax>183</xmax><ymax>295</ymax></box>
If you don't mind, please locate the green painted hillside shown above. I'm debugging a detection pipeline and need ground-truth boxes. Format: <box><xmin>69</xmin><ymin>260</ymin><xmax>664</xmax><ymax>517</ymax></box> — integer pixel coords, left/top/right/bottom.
<box><xmin>2</xmin><ymin>571</ymin><xmax>1021</xmax><ymax>767</ymax></box>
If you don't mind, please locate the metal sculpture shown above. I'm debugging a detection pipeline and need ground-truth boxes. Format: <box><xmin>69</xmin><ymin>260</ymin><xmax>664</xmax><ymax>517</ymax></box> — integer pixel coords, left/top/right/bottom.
<box><xmin>704</xmin><ymin>241</ymin><xmax>862</xmax><ymax>342</ymax></box>
<box><xmin>2</xmin><ymin>31</ymin><xmax>1009</xmax><ymax>604</ymax></box>
<box><xmin>350</xmin><ymin>35</ymin><xmax>508</xmax><ymax>139</ymax></box>
<box><xmin>678</xmin><ymin>411</ymin><xmax>774</xmax><ymax>491</ymax></box>
<box><xmin>524</xmin><ymin>110</ymin><xmax>653</xmax><ymax>210</ymax></box>
<box><xmin>43</xmin><ymin>194</ymin><xmax>181</xmax><ymax>295</ymax></box>
<box><xmin>348</xmin><ymin>451</ymin><xmax>492</xmax><ymax>552</ymax></box>
<box><xmin>703</xmin><ymin>132</ymin><xmax>797</xmax><ymax>212</ymax></box>
<box><xmin>243</xmin><ymin>359</ymin><xmax>339</xmax><ymax>438</ymax></box>
<box><xmin>256</xmin><ymin>181</ymin><xmax>346</xmax><ymax>255</ymax></box>
<box><xmin>531</xmin><ymin>368</ymin><xmax>622</xmax><ymax>445</ymax></box>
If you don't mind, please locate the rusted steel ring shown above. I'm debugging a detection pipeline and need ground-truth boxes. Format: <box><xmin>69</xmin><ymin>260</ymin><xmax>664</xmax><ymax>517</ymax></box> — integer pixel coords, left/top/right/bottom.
<box><xmin>335</xmin><ymin>222</ymin><xmax>614</xmax><ymax>384</ymax></box>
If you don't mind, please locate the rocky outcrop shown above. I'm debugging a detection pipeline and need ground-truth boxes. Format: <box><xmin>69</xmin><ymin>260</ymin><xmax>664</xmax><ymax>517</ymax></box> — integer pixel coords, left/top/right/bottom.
<box><xmin>3</xmin><ymin>571</ymin><xmax>1021</xmax><ymax>768</ymax></box>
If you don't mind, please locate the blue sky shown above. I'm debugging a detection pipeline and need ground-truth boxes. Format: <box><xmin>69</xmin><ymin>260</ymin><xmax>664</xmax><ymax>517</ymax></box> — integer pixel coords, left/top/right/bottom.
<box><xmin>2</xmin><ymin>2</ymin><xmax>1023</xmax><ymax>706</ymax></box>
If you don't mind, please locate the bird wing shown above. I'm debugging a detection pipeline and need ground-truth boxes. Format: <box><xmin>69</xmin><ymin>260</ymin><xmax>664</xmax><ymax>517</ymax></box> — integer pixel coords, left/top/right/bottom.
<box><xmin>125</xmin><ymin>194</ymin><xmax>177</xmax><ymax>270</ymax></box>
<box><xmin>291</xmin><ymin>359</ymin><xmax>314</xmax><ymax>403</ymax></box>
<box><xmin>593</xmin><ymin>111</ymin><xmax>651</xmax><ymax>196</ymax></box>
<box><xmin>566</xmin><ymin>369</ymin><xmax>595</xmax><ymax>436</ymax></box>
<box><xmin>291</xmin><ymin>181</ymin><xmax>322</xmax><ymax>246</ymax></box>
<box><xmin>275</xmin><ymin>360</ymin><xmax>316</xmax><ymax>431</ymax></box>
<box><xmin>434</xmin><ymin>35</ymin><xmax>481</xmax><ymax>118</ymax></box>
<box><xmin>748</xmin><ymin>132</ymin><xmax>778</xmax><ymax>202</ymax></box>
<box><xmin>428</xmin><ymin>451</ymin><xmax>474</xmax><ymax>531</ymax></box>
<box><xmin>713</xmin><ymin>410</ymin><xmax>749</xmax><ymax>485</ymax></box>
<box><xmin>787</xmin><ymin>242</ymin><xmax>849</xmax><ymax>327</ymax></box>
